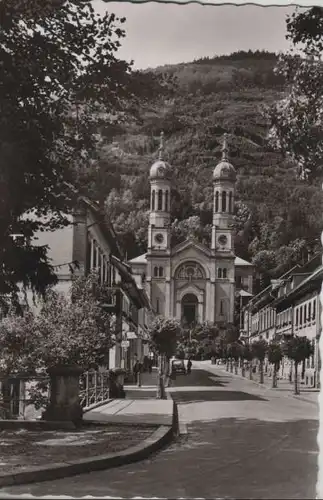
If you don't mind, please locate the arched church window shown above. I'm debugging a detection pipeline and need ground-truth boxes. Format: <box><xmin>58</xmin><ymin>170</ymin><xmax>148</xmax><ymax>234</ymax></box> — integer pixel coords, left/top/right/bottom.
<box><xmin>223</xmin><ymin>268</ymin><xmax>227</xmax><ymax>279</ymax></box>
<box><xmin>229</xmin><ymin>192</ymin><xmax>233</xmax><ymax>213</ymax></box>
<box><xmin>156</xmin><ymin>298</ymin><xmax>160</xmax><ymax>314</ymax></box>
<box><xmin>157</xmin><ymin>190</ymin><xmax>163</xmax><ymax>211</ymax></box>
<box><xmin>175</xmin><ymin>261</ymin><xmax>205</xmax><ymax>280</ymax></box>
<box><xmin>154</xmin><ymin>266</ymin><xmax>158</xmax><ymax>277</ymax></box>
<box><xmin>165</xmin><ymin>190</ymin><xmax>169</xmax><ymax>212</ymax></box>
<box><xmin>151</xmin><ymin>190</ymin><xmax>155</xmax><ymax>211</ymax></box>
<box><xmin>218</xmin><ymin>268</ymin><xmax>222</xmax><ymax>279</ymax></box>
<box><xmin>222</xmin><ymin>191</ymin><xmax>227</xmax><ymax>212</ymax></box>
<box><xmin>159</xmin><ymin>267</ymin><xmax>164</xmax><ymax>277</ymax></box>
<box><xmin>215</xmin><ymin>191</ymin><xmax>219</xmax><ymax>212</ymax></box>
<box><xmin>220</xmin><ymin>300</ymin><xmax>224</xmax><ymax>315</ymax></box>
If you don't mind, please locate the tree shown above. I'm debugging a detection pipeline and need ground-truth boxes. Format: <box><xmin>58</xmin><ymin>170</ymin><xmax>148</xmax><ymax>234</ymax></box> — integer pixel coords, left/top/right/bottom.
<box><xmin>284</xmin><ymin>336</ymin><xmax>314</xmax><ymax>395</ymax></box>
<box><xmin>242</xmin><ymin>343</ymin><xmax>254</xmax><ymax>379</ymax></box>
<box><xmin>267</xmin><ymin>7</ymin><xmax>323</xmax><ymax>183</ymax></box>
<box><xmin>0</xmin><ymin>272</ymin><xmax>113</xmax><ymax>416</ymax></box>
<box><xmin>0</xmin><ymin>0</ymin><xmax>172</xmax><ymax>306</ymax></box>
<box><xmin>148</xmin><ymin>316</ymin><xmax>181</xmax><ymax>399</ymax></box>
<box><xmin>191</xmin><ymin>321</ymin><xmax>220</xmax><ymax>359</ymax></box>
<box><xmin>227</xmin><ymin>341</ymin><xmax>243</xmax><ymax>375</ymax></box>
<box><xmin>33</xmin><ymin>273</ymin><xmax>114</xmax><ymax>369</ymax></box>
<box><xmin>267</xmin><ymin>340</ymin><xmax>284</xmax><ymax>388</ymax></box>
<box><xmin>251</xmin><ymin>339</ymin><xmax>268</xmax><ymax>384</ymax></box>
<box><xmin>0</xmin><ymin>309</ymin><xmax>39</xmax><ymax>418</ymax></box>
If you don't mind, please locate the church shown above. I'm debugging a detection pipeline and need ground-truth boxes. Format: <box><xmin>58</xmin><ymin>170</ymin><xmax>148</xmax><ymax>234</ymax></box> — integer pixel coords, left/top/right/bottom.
<box><xmin>129</xmin><ymin>133</ymin><xmax>253</xmax><ymax>327</ymax></box>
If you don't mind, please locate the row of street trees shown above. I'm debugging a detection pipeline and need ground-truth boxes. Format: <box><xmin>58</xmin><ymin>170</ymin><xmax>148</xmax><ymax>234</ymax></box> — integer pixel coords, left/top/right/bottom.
<box><xmin>146</xmin><ymin>316</ymin><xmax>314</xmax><ymax>398</ymax></box>
<box><xmin>222</xmin><ymin>337</ymin><xmax>314</xmax><ymax>395</ymax></box>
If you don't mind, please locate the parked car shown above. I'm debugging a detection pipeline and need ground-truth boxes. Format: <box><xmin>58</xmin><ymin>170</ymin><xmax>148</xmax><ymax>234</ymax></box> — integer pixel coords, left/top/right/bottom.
<box><xmin>171</xmin><ymin>359</ymin><xmax>186</xmax><ymax>375</ymax></box>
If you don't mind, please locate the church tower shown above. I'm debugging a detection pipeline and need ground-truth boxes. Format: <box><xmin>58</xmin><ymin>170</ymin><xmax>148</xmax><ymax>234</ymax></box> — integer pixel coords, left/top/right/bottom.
<box><xmin>211</xmin><ymin>134</ymin><xmax>236</xmax><ymax>254</ymax></box>
<box><xmin>211</xmin><ymin>134</ymin><xmax>237</xmax><ymax>324</ymax></box>
<box><xmin>147</xmin><ymin>132</ymin><xmax>171</xmax><ymax>252</ymax></box>
<box><xmin>146</xmin><ymin>132</ymin><xmax>172</xmax><ymax>316</ymax></box>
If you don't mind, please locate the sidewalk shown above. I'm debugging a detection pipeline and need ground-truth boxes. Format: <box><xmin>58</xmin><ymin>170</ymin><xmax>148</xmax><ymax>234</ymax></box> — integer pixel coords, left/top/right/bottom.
<box><xmin>124</xmin><ymin>368</ymin><xmax>158</xmax><ymax>399</ymax></box>
<box><xmin>195</xmin><ymin>360</ymin><xmax>319</xmax><ymax>405</ymax></box>
<box><xmin>84</xmin><ymin>397</ymin><xmax>173</xmax><ymax>427</ymax></box>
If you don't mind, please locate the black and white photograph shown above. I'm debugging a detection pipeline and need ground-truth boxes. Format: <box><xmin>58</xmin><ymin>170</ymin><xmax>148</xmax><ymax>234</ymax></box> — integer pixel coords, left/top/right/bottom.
<box><xmin>0</xmin><ymin>0</ymin><xmax>321</xmax><ymax>499</ymax></box>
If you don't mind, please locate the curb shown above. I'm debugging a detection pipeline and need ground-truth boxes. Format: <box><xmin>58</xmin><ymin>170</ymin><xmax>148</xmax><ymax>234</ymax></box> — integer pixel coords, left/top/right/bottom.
<box><xmin>0</xmin><ymin>424</ymin><xmax>174</xmax><ymax>488</ymax></box>
<box><xmin>201</xmin><ymin>364</ymin><xmax>319</xmax><ymax>406</ymax></box>
<box><xmin>82</xmin><ymin>398</ymin><xmax>115</xmax><ymax>414</ymax></box>
<box><xmin>166</xmin><ymin>389</ymin><xmax>187</xmax><ymax>436</ymax></box>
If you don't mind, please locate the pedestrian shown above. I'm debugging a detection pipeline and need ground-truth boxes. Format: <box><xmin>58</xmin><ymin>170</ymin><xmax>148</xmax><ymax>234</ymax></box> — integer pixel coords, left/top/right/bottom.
<box><xmin>187</xmin><ymin>358</ymin><xmax>192</xmax><ymax>375</ymax></box>
<box><xmin>148</xmin><ymin>358</ymin><xmax>153</xmax><ymax>374</ymax></box>
<box><xmin>133</xmin><ymin>359</ymin><xmax>139</xmax><ymax>383</ymax></box>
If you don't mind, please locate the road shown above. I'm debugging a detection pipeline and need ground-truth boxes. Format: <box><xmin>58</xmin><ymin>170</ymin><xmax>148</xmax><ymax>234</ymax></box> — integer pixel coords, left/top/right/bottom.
<box><xmin>1</xmin><ymin>364</ymin><xmax>318</xmax><ymax>499</ymax></box>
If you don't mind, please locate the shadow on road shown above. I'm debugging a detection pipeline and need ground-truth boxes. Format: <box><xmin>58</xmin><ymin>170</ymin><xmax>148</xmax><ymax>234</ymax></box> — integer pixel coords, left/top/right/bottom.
<box><xmin>171</xmin><ymin>390</ymin><xmax>267</xmax><ymax>403</ymax></box>
<box><xmin>173</xmin><ymin>369</ymin><xmax>229</xmax><ymax>387</ymax></box>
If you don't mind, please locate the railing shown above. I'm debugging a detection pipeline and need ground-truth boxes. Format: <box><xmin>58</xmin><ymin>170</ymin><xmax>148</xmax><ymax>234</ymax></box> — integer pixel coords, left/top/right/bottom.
<box><xmin>0</xmin><ymin>370</ymin><xmax>111</xmax><ymax>419</ymax></box>
<box><xmin>79</xmin><ymin>370</ymin><xmax>110</xmax><ymax>409</ymax></box>
<box><xmin>0</xmin><ymin>375</ymin><xmax>50</xmax><ymax>420</ymax></box>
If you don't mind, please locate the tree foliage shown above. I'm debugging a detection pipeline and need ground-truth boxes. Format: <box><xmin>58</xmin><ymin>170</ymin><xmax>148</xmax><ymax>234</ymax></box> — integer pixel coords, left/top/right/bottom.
<box><xmin>267</xmin><ymin>7</ymin><xmax>323</xmax><ymax>183</ymax></box>
<box><xmin>284</xmin><ymin>335</ymin><xmax>314</xmax><ymax>364</ymax></box>
<box><xmin>148</xmin><ymin>316</ymin><xmax>181</xmax><ymax>358</ymax></box>
<box><xmin>0</xmin><ymin>273</ymin><xmax>115</xmax><ymax>374</ymax></box>
<box><xmin>251</xmin><ymin>339</ymin><xmax>268</xmax><ymax>361</ymax></box>
<box><xmin>267</xmin><ymin>340</ymin><xmax>284</xmax><ymax>365</ymax></box>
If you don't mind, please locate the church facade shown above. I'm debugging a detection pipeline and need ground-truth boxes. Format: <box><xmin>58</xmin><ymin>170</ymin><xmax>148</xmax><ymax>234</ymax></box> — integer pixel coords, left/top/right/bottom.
<box><xmin>129</xmin><ymin>133</ymin><xmax>253</xmax><ymax>327</ymax></box>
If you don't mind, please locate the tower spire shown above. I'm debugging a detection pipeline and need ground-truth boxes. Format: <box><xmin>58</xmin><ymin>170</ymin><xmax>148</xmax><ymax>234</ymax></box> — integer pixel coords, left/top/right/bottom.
<box><xmin>222</xmin><ymin>133</ymin><xmax>229</xmax><ymax>161</ymax></box>
<box><xmin>158</xmin><ymin>131</ymin><xmax>164</xmax><ymax>160</ymax></box>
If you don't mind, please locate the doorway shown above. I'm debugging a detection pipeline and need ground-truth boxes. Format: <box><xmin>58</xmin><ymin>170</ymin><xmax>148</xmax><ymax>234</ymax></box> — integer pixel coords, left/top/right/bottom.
<box><xmin>181</xmin><ymin>293</ymin><xmax>198</xmax><ymax>327</ymax></box>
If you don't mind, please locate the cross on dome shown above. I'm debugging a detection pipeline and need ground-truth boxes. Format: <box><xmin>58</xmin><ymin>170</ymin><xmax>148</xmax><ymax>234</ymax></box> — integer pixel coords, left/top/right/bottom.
<box><xmin>222</xmin><ymin>133</ymin><xmax>229</xmax><ymax>161</ymax></box>
<box><xmin>158</xmin><ymin>131</ymin><xmax>164</xmax><ymax>160</ymax></box>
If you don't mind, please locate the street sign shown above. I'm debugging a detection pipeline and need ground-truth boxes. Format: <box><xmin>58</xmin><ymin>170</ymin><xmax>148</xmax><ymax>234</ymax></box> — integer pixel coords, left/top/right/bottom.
<box><xmin>121</xmin><ymin>340</ymin><xmax>130</xmax><ymax>348</ymax></box>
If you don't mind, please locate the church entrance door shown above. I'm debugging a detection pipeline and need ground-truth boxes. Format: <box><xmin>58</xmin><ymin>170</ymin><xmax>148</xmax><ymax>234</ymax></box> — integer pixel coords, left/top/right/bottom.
<box><xmin>181</xmin><ymin>293</ymin><xmax>198</xmax><ymax>327</ymax></box>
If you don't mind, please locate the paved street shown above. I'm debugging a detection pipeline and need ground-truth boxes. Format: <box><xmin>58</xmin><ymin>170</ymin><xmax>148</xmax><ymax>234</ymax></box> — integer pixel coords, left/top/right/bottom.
<box><xmin>1</xmin><ymin>365</ymin><xmax>318</xmax><ymax>499</ymax></box>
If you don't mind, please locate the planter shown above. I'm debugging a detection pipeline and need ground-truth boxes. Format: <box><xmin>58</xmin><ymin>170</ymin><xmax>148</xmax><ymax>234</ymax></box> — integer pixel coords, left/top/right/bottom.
<box><xmin>42</xmin><ymin>365</ymin><xmax>84</xmax><ymax>425</ymax></box>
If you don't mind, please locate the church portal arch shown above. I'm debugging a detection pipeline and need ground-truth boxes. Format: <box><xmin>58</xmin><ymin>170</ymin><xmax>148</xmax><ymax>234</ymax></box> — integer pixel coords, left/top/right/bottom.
<box><xmin>181</xmin><ymin>293</ymin><xmax>198</xmax><ymax>327</ymax></box>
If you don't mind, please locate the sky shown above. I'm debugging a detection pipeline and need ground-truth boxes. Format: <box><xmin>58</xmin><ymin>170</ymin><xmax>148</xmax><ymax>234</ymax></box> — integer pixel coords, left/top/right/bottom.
<box><xmin>93</xmin><ymin>1</ymin><xmax>305</xmax><ymax>69</ymax></box>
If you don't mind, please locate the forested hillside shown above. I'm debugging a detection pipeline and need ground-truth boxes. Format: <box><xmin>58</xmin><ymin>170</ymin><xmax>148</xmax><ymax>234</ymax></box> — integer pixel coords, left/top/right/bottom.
<box><xmin>84</xmin><ymin>50</ymin><xmax>323</xmax><ymax>293</ymax></box>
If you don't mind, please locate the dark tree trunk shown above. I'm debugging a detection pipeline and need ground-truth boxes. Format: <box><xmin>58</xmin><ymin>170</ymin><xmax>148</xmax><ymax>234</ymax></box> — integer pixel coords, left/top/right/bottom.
<box><xmin>272</xmin><ymin>362</ymin><xmax>279</xmax><ymax>389</ymax></box>
<box><xmin>294</xmin><ymin>362</ymin><xmax>300</xmax><ymax>395</ymax></box>
<box><xmin>259</xmin><ymin>360</ymin><xmax>264</xmax><ymax>384</ymax></box>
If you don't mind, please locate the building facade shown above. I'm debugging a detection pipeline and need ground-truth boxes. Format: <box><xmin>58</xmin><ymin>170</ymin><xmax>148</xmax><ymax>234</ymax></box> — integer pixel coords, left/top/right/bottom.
<box><xmin>242</xmin><ymin>254</ymin><xmax>321</xmax><ymax>387</ymax></box>
<box><xmin>129</xmin><ymin>133</ymin><xmax>254</xmax><ymax>328</ymax></box>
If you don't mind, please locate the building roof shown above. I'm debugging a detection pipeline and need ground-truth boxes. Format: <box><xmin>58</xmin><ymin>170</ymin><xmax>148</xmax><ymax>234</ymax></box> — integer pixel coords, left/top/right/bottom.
<box><xmin>235</xmin><ymin>256</ymin><xmax>253</xmax><ymax>267</ymax></box>
<box><xmin>80</xmin><ymin>196</ymin><xmax>124</xmax><ymax>261</ymax></box>
<box><xmin>129</xmin><ymin>253</ymin><xmax>148</xmax><ymax>264</ymax></box>
<box><xmin>129</xmin><ymin>252</ymin><xmax>252</xmax><ymax>267</ymax></box>
<box><xmin>274</xmin><ymin>264</ymin><xmax>323</xmax><ymax>309</ymax></box>
<box><xmin>237</xmin><ymin>289</ymin><xmax>253</xmax><ymax>297</ymax></box>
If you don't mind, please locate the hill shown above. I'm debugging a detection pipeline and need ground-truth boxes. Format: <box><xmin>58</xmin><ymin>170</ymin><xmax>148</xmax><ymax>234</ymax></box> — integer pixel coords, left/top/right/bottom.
<box><xmin>82</xmin><ymin>51</ymin><xmax>323</xmax><ymax>292</ymax></box>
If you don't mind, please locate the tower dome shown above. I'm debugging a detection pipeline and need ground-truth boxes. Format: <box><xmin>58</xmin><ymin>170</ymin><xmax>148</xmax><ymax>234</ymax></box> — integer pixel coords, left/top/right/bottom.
<box><xmin>213</xmin><ymin>134</ymin><xmax>236</xmax><ymax>182</ymax></box>
<box><xmin>149</xmin><ymin>132</ymin><xmax>171</xmax><ymax>180</ymax></box>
